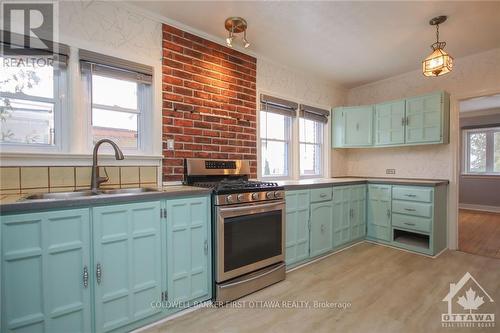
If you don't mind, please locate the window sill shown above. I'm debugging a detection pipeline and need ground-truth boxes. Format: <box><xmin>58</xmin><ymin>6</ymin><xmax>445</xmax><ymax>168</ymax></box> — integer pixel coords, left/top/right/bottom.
<box><xmin>0</xmin><ymin>152</ymin><xmax>163</xmax><ymax>166</ymax></box>
<box><xmin>460</xmin><ymin>173</ymin><xmax>500</xmax><ymax>179</ymax></box>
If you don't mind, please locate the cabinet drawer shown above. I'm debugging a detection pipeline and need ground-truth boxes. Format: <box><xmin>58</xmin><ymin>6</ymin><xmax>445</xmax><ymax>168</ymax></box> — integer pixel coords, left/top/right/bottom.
<box><xmin>392</xmin><ymin>200</ymin><xmax>432</xmax><ymax>218</ymax></box>
<box><xmin>392</xmin><ymin>213</ymin><xmax>431</xmax><ymax>233</ymax></box>
<box><xmin>310</xmin><ymin>187</ymin><xmax>333</xmax><ymax>203</ymax></box>
<box><xmin>392</xmin><ymin>186</ymin><xmax>433</xmax><ymax>203</ymax></box>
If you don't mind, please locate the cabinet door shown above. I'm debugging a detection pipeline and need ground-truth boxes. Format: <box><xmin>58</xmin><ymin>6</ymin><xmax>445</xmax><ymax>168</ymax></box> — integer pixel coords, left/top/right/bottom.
<box><xmin>350</xmin><ymin>185</ymin><xmax>367</xmax><ymax>240</ymax></box>
<box><xmin>1</xmin><ymin>209</ymin><xmax>91</xmax><ymax>333</ymax></box>
<box><xmin>309</xmin><ymin>201</ymin><xmax>333</xmax><ymax>257</ymax></box>
<box><xmin>92</xmin><ymin>202</ymin><xmax>162</xmax><ymax>333</ymax></box>
<box><xmin>332</xmin><ymin>186</ymin><xmax>351</xmax><ymax>247</ymax></box>
<box><xmin>332</xmin><ymin>107</ymin><xmax>345</xmax><ymax>147</ymax></box>
<box><xmin>285</xmin><ymin>190</ymin><xmax>310</xmax><ymax>265</ymax></box>
<box><xmin>166</xmin><ymin>196</ymin><xmax>210</xmax><ymax>304</ymax></box>
<box><xmin>405</xmin><ymin>92</ymin><xmax>443</xmax><ymax>143</ymax></box>
<box><xmin>344</xmin><ymin>106</ymin><xmax>373</xmax><ymax>146</ymax></box>
<box><xmin>367</xmin><ymin>185</ymin><xmax>392</xmax><ymax>241</ymax></box>
<box><xmin>374</xmin><ymin>100</ymin><xmax>405</xmax><ymax>145</ymax></box>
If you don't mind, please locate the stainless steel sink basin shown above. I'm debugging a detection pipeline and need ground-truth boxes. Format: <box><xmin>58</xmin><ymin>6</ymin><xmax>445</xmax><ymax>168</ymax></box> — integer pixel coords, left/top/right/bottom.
<box><xmin>100</xmin><ymin>187</ymin><xmax>159</xmax><ymax>195</ymax></box>
<box><xmin>22</xmin><ymin>190</ymin><xmax>100</xmax><ymax>200</ymax></box>
<box><xmin>21</xmin><ymin>188</ymin><xmax>159</xmax><ymax>201</ymax></box>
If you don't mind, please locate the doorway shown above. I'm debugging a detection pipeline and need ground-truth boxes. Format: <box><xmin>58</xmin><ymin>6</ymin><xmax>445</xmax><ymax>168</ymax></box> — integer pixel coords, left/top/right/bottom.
<box><xmin>458</xmin><ymin>93</ymin><xmax>500</xmax><ymax>258</ymax></box>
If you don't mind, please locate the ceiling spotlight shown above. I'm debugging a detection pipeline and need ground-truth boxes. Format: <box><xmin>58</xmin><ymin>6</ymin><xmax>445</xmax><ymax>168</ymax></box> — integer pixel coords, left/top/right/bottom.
<box><xmin>422</xmin><ymin>15</ymin><xmax>454</xmax><ymax>77</ymax></box>
<box><xmin>224</xmin><ymin>17</ymin><xmax>250</xmax><ymax>49</ymax></box>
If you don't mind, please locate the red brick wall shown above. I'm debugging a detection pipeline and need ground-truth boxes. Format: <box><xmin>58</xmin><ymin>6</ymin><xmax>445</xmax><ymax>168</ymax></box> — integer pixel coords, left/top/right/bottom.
<box><xmin>162</xmin><ymin>24</ymin><xmax>257</xmax><ymax>182</ymax></box>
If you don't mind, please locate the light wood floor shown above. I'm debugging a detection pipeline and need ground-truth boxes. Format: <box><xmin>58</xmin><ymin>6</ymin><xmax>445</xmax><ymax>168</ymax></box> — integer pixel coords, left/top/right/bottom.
<box><xmin>139</xmin><ymin>243</ymin><xmax>500</xmax><ymax>333</ymax></box>
<box><xmin>459</xmin><ymin>209</ymin><xmax>500</xmax><ymax>259</ymax></box>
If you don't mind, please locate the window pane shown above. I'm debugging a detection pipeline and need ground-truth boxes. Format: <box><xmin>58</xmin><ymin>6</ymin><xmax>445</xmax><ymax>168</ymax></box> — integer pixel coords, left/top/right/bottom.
<box><xmin>92</xmin><ymin>75</ymin><xmax>137</xmax><ymax>109</ymax></box>
<box><xmin>495</xmin><ymin>132</ymin><xmax>500</xmax><ymax>172</ymax></box>
<box><xmin>92</xmin><ymin>108</ymin><xmax>137</xmax><ymax>149</ymax></box>
<box><xmin>468</xmin><ymin>132</ymin><xmax>486</xmax><ymax>172</ymax></box>
<box><xmin>260</xmin><ymin>111</ymin><xmax>288</xmax><ymax>140</ymax></box>
<box><xmin>300</xmin><ymin>143</ymin><xmax>321</xmax><ymax>176</ymax></box>
<box><xmin>1</xmin><ymin>98</ymin><xmax>54</xmax><ymax>145</ymax></box>
<box><xmin>0</xmin><ymin>56</ymin><xmax>54</xmax><ymax>99</ymax></box>
<box><xmin>300</xmin><ymin>118</ymin><xmax>321</xmax><ymax>143</ymax></box>
<box><xmin>261</xmin><ymin>140</ymin><xmax>288</xmax><ymax>177</ymax></box>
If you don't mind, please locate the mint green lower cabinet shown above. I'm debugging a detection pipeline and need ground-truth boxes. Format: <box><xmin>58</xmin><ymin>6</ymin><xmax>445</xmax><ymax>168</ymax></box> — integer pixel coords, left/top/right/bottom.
<box><xmin>332</xmin><ymin>186</ymin><xmax>351</xmax><ymax>247</ymax></box>
<box><xmin>285</xmin><ymin>190</ymin><xmax>310</xmax><ymax>265</ymax></box>
<box><xmin>367</xmin><ymin>185</ymin><xmax>392</xmax><ymax>242</ymax></box>
<box><xmin>92</xmin><ymin>201</ymin><xmax>163</xmax><ymax>333</ymax></box>
<box><xmin>309</xmin><ymin>200</ymin><xmax>333</xmax><ymax>257</ymax></box>
<box><xmin>349</xmin><ymin>185</ymin><xmax>367</xmax><ymax>240</ymax></box>
<box><xmin>1</xmin><ymin>209</ymin><xmax>91</xmax><ymax>333</ymax></box>
<box><xmin>166</xmin><ymin>196</ymin><xmax>211</xmax><ymax>305</ymax></box>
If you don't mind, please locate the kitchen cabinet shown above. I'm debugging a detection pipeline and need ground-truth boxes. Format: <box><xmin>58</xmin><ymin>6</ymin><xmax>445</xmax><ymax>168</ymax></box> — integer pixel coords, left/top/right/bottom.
<box><xmin>332</xmin><ymin>185</ymin><xmax>366</xmax><ymax>247</ymax></box>
<box><xmin>332</xmin><ymin>106</ymin><xmax>373</xmax><ymax>147</ymax></box>
<box><xmin>349</xmin><ymin>185</ymin><xmax>367</xmax><ymax>240</ymax></box>
<box><xmin>92</xmin><ymin>201</ymin><xmax>163</xmax><ymax>333</ymax></box>
<box><xmin>1</xmin><ymin>209</ymin><xmax>92</xmax><ymax>333</ymax></box>
<box><xmin>309</xmin><ymin>200</ymin><xmax>334</xmax><ymax>257</ymax></box>
<box><xmin>405</xmin><ymin>91</ymin><xmax>448</xmax><ymax>144</ymax></box>
<box><xmin>166</xmin><ymin>196</ymin><xmax>211</xmax><ymax>305</ymax></box>
<box><xmin>367</xmin><ymin>184</ymin><xmax>392</xmax><ymax>242</ymax></box>
<box><xmin>374</xmin><ymin>100</ymin><xmax>405</xmax><ymax>145</ymax></box>
<box><xmin>285</xmin><ymin>190</ymin><xmax>311</xmax><ymax>266</ymax></box>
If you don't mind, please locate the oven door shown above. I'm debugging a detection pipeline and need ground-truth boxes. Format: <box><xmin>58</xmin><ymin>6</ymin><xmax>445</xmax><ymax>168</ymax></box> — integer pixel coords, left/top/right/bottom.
<box><xmin>216</xmin><ymin>200</ymin><xmax>285</xmax><ymax>282</ymax></box>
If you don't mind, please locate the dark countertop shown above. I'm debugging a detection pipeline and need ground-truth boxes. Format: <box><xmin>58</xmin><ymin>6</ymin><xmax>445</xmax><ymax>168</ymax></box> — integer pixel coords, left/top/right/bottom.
<box><xmin>0</xmin><ymin>186</ymin><xmax>212</xmax><ymax>215</ymax></box>
<box><xmin>277</xmin><ymin>177</ymin><xmax>449</xmax><ymax>190</ymax></box>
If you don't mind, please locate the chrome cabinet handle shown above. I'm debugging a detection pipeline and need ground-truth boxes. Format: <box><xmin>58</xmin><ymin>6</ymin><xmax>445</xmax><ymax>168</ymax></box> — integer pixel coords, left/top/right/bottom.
<box><xmin>406</xmin><ymin>116</ymin><xmax>409</xmax><ymax>125</ymax></box>
<box><xmin>405</xmin><ymin>194</ymin><xmax>417</xmax><ymax>197</ymax></box>
<box><xmin>204</xmin><ymin>240</ymin><xmax>208</xmax><ymax>255</ymax></box>
<box><xmin>83</xmin><ymin>265</ymin><xmax>89</xmax><ymax>288</ymax></box>
<box><xmin>386</xmin><ymin>209</ymin><xmax>391</xmax><ymax>218</ymax></box>
<box><xmin>404</xmin><ymin>208</ymin><xmax>416</xmax><ymax>212</ymax></box>
<box><xmin>401</xmin><ymin>117</ymin><xmax>405</xmax><ymax>126</ymax></box>
<box><xmin>404</xmin><ymin>222</ymin><xmax>416</xmax><ymax>226</ymax></box>
<box><xmin>320</xmin><ymin>193</ymin><xmax>327</xmax><ymax>198</ymax></box>
<box><xmin>356</xmin><ymin>123</ymin><xmax>360</xmax><ymax>131</ymax></box>
<box><xmin>320</xmin><ymin>224</ymin><xmax>325</xmax><ymax>233</ymax></box>
<box><xmin>96</xmin><ymin>263</ymin><xmax>102</xmax><ymax>285</ymax></box>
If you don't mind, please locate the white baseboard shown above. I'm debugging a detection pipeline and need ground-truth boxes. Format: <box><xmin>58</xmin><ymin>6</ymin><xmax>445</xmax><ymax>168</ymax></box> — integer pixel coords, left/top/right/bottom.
<box><xmin>459</xmin><ymin>203</ymin><xmax>500</xmax><ymax>213</ymax></box>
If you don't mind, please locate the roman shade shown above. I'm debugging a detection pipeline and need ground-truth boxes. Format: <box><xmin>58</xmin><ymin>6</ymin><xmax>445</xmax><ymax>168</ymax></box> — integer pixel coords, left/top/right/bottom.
<box><xmin>299</xmin><ymin>104</ymin><xmax>330</xmax><ymax>123</ymax></box>
<box><xmin>0</xmin><ymin>30</ymin><xmax>69</xmax><ymax>65</ymax></box>
<box><xmin>79</xmin><ymin>49</ymin><xmax>153</xmax><ymax>84</ymax></box>
<box><xmin>260</xmin><ymin>94</ymin><xmax>298</xmax><ymax>117</ymax></box>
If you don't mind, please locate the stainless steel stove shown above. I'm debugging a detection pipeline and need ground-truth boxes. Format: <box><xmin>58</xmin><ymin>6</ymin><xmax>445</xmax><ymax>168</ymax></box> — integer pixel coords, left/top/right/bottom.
<box><xmin>184</xmin><ymin>159</ymin><xmax>286</xmax><ymax>303</ymax></box>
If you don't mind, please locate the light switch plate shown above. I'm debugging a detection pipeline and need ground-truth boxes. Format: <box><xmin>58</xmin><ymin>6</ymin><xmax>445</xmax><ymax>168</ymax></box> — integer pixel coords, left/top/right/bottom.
<box><xmin>386</xmin><ymin>169</ymin><xmax>396</xmax><ymax>175</ymax></box>
<box><xmin>166</xmin><ymin>139</ymin><xmax>174</xmax><ymax>150</ymax></box>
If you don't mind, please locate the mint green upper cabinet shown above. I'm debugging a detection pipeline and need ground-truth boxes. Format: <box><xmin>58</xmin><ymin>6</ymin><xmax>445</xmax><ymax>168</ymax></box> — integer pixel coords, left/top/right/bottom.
<box><xmin>374</xmin><ymin>100</ymin><xmax>405</xmax><ymax>146</ymax></box>
<box><xmin>332</xmin><ymin>107</ymin><xmax>345</xmax><ymax>148</ymax></box>
<box><xmin>367</xmin><ymin>184</ymin><xmax>392</xmax><ymax>241</ymax></box>
<box><xmin>309</xmin><ymin>200</ymin><xmax>333</xmax><ymax>257</ymax></box>
<box><xmin>349</xmin><ymin>185</ymin><xmax>367</xmax><ymax>240</ymax></box>
<box><xmin>332</xmin><ymin>186</ymin><xmax>351</xmax><ymax>247</ymax></box>
<box><xmin>285</xmin><ymin>190</ymin><xmax>310</xmax><ymax>266</ymax></box>
<box><xmin>344</xmin><ymin>106</ymin><xmax>373</xmax><ymax>146</ymax></box>
<box><xmin>92</xmin><ymin>201</ymin><xmax>162</xmax><ymax>333</ymax></box>
<box><xmin>1</xmin><ymin>209</ymin><xmax>91</xmax><ymax>333</ymax></box>
<box><xmin>166</xmin><ymin>196</ymin><xmax>211</xmax><ymax>305</ymax></box>
<box><xmin>405</xmin><ymin>91</ymin><xmax>449</xmax><ymax>144</ymax></box>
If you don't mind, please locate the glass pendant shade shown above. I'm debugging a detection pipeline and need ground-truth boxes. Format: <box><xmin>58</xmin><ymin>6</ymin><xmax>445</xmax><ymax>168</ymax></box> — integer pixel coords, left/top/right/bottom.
<box><xmin>422</xmin><ymin>46</ymin><xmax>453</xmax><ymax>77</ymax></box>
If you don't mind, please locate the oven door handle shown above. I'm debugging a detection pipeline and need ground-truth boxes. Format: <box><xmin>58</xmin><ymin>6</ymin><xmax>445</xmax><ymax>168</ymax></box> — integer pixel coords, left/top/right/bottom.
<box><xmin>219</xmin><ymin>263</ymin><xmax>286</xmax><ymax>289</ymax></box>
<box><xmin>218</xmin><ymin>201</ymin><xmax>284</xmax><ymax>213</ymax></box>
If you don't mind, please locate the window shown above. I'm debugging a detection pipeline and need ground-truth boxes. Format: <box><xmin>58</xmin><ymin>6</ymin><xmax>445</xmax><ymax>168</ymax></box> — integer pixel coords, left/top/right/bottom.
<box><xmin>80</xmin><ymin>50</ymin><xmax>153</xmax><ymax>152</ymax></box>
<box><xmin>464</xmin><ymin>127</ymin><xmax>500</xmax><ymax>174</ymax></box>
<box><xmin>0</xmin><ymin>38</ymin><xmax>68</xmax><ymax>149</ymax></box>
<box><xmin>299</xmin><ymin>104</ymin><xmax>328</xmax><ymax>178</ymax></box>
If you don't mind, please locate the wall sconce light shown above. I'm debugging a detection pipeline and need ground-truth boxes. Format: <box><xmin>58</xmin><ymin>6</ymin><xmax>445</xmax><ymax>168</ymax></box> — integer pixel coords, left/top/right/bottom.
<box><xmin>225</xmin><ymin>17</ymin><xmax>250</xmax><ymax>48</ymax></box>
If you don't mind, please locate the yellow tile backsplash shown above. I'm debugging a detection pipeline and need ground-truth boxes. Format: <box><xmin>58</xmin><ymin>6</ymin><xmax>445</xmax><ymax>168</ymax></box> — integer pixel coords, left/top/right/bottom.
<box><xmin>0</xmin><ymin>165</ymin><xmax>160</xmax><ymax>195</ymax></box>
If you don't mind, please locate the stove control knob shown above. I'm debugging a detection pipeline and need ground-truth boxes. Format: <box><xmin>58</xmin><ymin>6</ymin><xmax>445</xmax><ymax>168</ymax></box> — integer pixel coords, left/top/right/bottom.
<box><xmin>251</xmin><ymin>192</ymin><xmax>259</xmax><ymax>200</ymax></box>
<box><xmin>266</xmin><ymin>192</ymin><xmax>275</xmax><ymax>199</ymax></box>
<box><xmin>226</xmin><ymin>195</ymin><xmax>234</xmax><ymax>204</ymax></box>
<box><xmin>237</xmin><ymin>194</ymin><xmax>245</xmax><ymax>202</ymax></box>
<box><xmin>274</xmin><ymin>191</ymin><xmax>282</xmax><ymax>199</ymax></box>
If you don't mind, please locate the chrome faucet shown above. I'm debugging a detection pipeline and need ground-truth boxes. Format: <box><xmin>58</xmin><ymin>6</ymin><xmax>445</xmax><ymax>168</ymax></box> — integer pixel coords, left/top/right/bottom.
<box><xmin>91</xmin><ymin>139</ymin><xmax>124</xmax><ymax>192</ymax></box>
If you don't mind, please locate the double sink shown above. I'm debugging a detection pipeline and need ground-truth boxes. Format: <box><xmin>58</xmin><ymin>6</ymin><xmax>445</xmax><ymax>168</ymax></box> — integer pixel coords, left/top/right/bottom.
<box><xmin>22</xmin><ymin>187</ymin><xmax>159</xmax><ymax>201</ymax></box>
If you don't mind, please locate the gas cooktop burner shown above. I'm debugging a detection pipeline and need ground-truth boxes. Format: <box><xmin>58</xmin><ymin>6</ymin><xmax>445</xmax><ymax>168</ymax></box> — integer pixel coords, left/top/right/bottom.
<box><xmin>193</xmin><ymin>179</ymin><xmax>281</xmax><ymax>194</ymax></box>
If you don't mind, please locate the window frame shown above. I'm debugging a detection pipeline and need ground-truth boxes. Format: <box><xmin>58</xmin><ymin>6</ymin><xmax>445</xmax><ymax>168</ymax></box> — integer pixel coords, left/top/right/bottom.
<box><xmin>259</xmin><ymin>110</ymin><xmax>292</xmax><ymax>180</ymax></box>
<box><xmin>81</xmin><ymin>62</ymin><xmax>153</xmax><ymax>155</ymax></box>
<box><xmin>299</xmin><ymin>117</ymin><xmax>324</xmax><ymax>179</ymax></box>
<box><xmin>463</xmin><ymin>126</ymin><xmax>500</xmax><ymax>175</ymax></box>
<box><xmin>0</xmin><ymin>59</ymin><xmax>67</xmax><ymax>153</ymax></box>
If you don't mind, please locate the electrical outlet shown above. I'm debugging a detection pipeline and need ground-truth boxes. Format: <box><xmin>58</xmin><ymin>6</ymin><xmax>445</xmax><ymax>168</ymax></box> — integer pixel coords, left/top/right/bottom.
<box><xmin>166</xmin><ymin>139</ymin><xmax>174</xmax><ymax>150</ymax></box>
<box><xmin>386</xmin><ymin>169</ymin><xmax>396</xmax><ymax>175</ymax></box>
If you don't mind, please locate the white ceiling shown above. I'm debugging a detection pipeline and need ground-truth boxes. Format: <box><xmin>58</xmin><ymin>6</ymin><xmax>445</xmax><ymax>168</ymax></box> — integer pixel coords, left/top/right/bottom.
<box><xmin>460</xmin><ymin>94</ymin><xmax>500</xmax><ymax>113</ymax></box>
<box><xmin>130</xmin><ymin>1</ymin><xmax>500</xmax><ymax>88</ymax></box>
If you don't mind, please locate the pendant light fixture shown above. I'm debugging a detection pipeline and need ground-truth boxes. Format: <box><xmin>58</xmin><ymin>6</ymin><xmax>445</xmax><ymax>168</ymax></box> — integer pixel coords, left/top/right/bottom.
<box><xmin>224</xmin><ymin>17</ymin><xmax>250</xmax><ymax>48</ymax></box>
<box><xmin>422</xmin><ymin>15</ymin><xmax>453</xmax><ymax>77</ymax></box>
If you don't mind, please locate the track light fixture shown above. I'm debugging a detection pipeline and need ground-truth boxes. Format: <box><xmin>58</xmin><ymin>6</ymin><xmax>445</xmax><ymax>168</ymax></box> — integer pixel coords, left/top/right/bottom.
<box><xmin>224</xmin><ymin>17</ymin><xmax>250</xmax><ymax>49</ymax></box>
